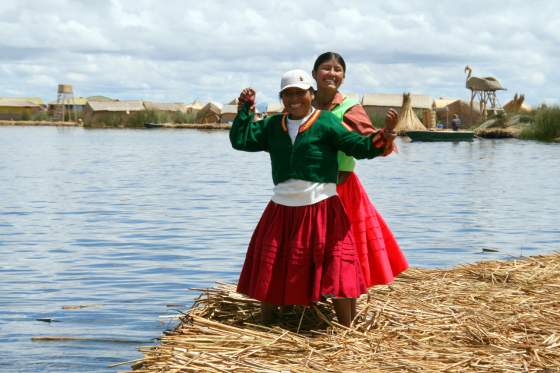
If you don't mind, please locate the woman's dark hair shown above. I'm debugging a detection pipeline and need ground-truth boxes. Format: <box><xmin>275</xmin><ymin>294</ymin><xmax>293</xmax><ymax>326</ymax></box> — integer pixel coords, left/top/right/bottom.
<box><xmin>312</xmin><ymin>52</ymin><xmax>346</xmax><ymax>74</ymax></box>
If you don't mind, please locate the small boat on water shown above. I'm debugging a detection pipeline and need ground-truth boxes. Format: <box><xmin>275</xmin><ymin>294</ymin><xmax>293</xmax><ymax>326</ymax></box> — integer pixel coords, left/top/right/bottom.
<box><xmin>144</xmin><ymin>122</ymin><xmax>165</xmax><ymax>128</ymax></box>
<box><xmin>405</xmin><ymin>130</ymin><xmax>475</xmax><ymax>142</ymax></box>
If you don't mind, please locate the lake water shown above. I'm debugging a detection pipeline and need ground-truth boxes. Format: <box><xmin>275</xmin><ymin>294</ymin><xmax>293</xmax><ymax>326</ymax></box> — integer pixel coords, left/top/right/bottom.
<box><xmin>0</xmin><ymin>126</ymin><xmax>558</xmax><ymax>372</ymax></box>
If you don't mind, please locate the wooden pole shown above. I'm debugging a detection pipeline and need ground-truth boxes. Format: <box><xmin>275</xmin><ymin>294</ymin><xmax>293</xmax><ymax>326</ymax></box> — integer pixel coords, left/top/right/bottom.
<box><xmin>469</xmin><ymin>90</ymin><xmax>474</xmax><ymax>126</ymax></box>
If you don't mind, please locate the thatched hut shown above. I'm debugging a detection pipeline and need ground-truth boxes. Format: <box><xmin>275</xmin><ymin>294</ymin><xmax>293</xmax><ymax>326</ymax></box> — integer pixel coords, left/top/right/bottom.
<box><xmin>362</xmin><ymin>93</ymin><xmax>432</xmax><ymax>120</ymax></box>
<box><xmin>432</xmin><ymin>97</ymin><xmax>458</xmax><ymax>112</ymax></box>
<box><xmin>220</xmin><ymin>104</ymin><xmax>238</xmax><ymax>124</ymax></box>
<box><xmin>184</xmin><ymin>100</ymin><xmax>204</xmax><ymax>116</ymax></box>
<box><xmin>83</xmin><ymin>100</ymin><xmax>145</xmax><ymax>126</ymax></box>
<box><xmin>196</xmin><ymin>102</ymin><xmax>222</xmax><ymax>124</ymax></box>
<box><xmin>394</xmin><ymin>93</ymin><xmax>427</xmax><ymax>134</ymax></box>
<box><xmin>47</xmin><ymin>97</ymin><xmax>88</xmax><ymax>118</ymax></box>
<box><xmin>432</xmin><ymin>98</ymin><xmax>482</xmax><ymax>128</ymax></box>
<box><xmin>0</xmin><ymin>97</ymin><xmax>45</xmax><ymax>120</ymax></box>
<box><xmin>444</xmin><ymin>99</ymin><xmax>482</xmax><ymax>129</ymax></box>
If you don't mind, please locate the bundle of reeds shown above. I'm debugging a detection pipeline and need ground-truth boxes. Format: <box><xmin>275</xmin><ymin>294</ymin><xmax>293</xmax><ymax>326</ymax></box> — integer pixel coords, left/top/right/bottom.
<box><xmin>126</xmin><ymin>253</ymin><xmax>560</xmax><ymax>372</ymax></box>
<box><xmin>394</xmin><ymin>93</ymin><xmax>427</xmax><ymax>135</ymax></box>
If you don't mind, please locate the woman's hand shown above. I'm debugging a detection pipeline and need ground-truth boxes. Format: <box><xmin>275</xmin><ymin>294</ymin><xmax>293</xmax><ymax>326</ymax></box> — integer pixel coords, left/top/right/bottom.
<box><xmin>238</xmin><ymin>88</ymin><xmax>256</xmax><ymax>113</ymax></box>
<box><xmin>383</xmin><ymin>108</ymin><xmax>398</xmax><ymax>140</ymax></box>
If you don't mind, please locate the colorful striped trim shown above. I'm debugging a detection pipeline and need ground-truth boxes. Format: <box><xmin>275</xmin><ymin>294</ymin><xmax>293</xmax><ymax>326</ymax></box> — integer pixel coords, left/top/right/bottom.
<box><xmin>280</xmin><ymin>109</ymin><xmax>321</xmax><ymax>134</ymax></box>
<box><xmin>298</xmin><ymin>110</ymin><xmax>321</xmax><ymax>133</ymax></box>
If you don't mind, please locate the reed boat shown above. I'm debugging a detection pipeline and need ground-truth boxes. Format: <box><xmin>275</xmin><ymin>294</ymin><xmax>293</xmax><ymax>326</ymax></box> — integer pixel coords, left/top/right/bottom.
<box><xmin>405</xmin><ymin>129</ymin><xmax>475</xmax><ymax>142</ymax></box>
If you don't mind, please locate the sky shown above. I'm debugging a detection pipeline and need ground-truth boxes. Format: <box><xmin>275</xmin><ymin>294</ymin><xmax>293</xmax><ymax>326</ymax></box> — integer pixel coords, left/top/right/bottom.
<box><xmin>1</xmin><ymin>0</ymin><xmax>558</xmax><ymax>107</ymax></box>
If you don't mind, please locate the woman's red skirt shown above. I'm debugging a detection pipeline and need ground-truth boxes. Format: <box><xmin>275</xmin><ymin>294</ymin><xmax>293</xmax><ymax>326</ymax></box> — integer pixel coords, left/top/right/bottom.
<box><xmin>236</xmin><ymin>196</ymin><xmax>367</xmax><ymax>306</ymax></box>
<box><xmin>337</xmin><ymin>172</ymin><xmax>408</xmax><ymax>287</ymax></box>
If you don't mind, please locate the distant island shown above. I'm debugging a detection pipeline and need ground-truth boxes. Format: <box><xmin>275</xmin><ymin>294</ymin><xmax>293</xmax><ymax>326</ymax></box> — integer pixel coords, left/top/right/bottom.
<box><xmin>1</xmin><ymin>92</ymin><xmax>558</xmax><ymax>142</ymax></box>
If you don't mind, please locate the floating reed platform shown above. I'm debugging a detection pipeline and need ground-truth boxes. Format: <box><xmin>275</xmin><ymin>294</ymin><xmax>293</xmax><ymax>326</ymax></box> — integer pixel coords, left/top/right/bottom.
<box><xmin>475</xmin><ymin>127</ymin><xmax>521</xmax><ymax>139</ymax></box>
<box><xmin>128</xmin><ymin>253</ymin><xmax>560</xmax><ymax>372</ymax></box>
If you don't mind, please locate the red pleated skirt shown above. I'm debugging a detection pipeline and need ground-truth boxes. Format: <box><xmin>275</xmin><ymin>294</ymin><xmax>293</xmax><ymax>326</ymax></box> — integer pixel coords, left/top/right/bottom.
<box><xmin>236</xmin><ymin>196</ymin><xmax>367</xmax><ymax>306</ymax></box>
<box><xmin>337</xmin><ymin>172</ymin><xmax>408</xmax><ymax>287</ymax></box>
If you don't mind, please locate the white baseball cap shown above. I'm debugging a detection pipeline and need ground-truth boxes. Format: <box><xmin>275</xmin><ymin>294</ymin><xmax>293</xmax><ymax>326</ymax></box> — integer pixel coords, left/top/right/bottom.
<box><xmin>280</xmin><ymin>69</ymin><xmax>313</xmax><ymax>93</ymax></box>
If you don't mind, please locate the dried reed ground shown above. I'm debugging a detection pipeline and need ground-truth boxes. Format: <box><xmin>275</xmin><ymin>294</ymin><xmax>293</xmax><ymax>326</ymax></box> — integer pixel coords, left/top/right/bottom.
<box><xmin>128</xmin><ymin>253</ymin><xmax>560</xmax><ymax>372</ymax></box>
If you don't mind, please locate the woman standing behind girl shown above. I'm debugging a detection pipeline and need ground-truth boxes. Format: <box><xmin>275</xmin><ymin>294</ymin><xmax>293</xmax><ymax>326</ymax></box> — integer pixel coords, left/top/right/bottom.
<box><xmin>230</xmin><ymin>69</ymin><xmax>392</xmax><ymax>326</ymax></box>
<box><xmin>312</xmin><ymin>52</ymin><xmax>409</xmax><ymax>303</ymax></box>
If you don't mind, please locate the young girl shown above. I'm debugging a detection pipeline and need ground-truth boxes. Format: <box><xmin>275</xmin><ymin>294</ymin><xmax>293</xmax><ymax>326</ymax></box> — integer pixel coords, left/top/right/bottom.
<box><xmin>312</xmin><ymin>52</ymin><xmax>409</xmax><ymax>320</ymax></box>
<box><xmin>230</xmin><ymin>69</ymin><xmax>396</xmax><ymax>326</ymax></box>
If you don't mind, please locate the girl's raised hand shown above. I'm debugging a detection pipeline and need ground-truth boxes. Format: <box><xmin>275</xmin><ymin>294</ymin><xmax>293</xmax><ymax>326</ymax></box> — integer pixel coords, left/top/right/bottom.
<box><xmin>383</xmin><ymin>108</ymin><xmax>399</xmax><ymax>140</ymax></box>
<box><xmin>238</xmin><ymin>88</ymin><xmax>256</xmax><ymax>112</ymax></box>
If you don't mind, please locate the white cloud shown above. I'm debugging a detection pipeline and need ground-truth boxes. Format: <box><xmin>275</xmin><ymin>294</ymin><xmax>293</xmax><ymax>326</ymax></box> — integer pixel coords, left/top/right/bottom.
<box><xmin>26</xmin><ymin>74</ymin><xmax>57</xmax><ymax>88</ymax></box>
<box><xmin>0</xmin><ymin>0</ymin><xmax>558</xmax><ymax>106</ymax></box>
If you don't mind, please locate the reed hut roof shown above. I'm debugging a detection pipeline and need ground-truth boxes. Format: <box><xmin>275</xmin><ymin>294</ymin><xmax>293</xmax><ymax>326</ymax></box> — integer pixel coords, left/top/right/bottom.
<box><xmin>362</xmin><ymin>93</ymin><xmax>433</xmax><ymax>109</ymax></box>
<box><xmin>87</xmin><ymin>100</ymin><xmax>145</xmax><ymax>112</ymax></box>
<box><xmin>394</xmin><ymin>93</ymin><xmax>427</xmax><ymax>134</ymax></box>
<box><xmin>433</xmin><ymin>97</ymin><xmax>459</xmax><ymax>110</ymax></box>
<box><xmin>196</xmin><ymin>102</ymin><xmax>223</xmax><ymax>123</ymax></box>
<box><xmin>200</xmin><ymin>102</ymin><xmax>222</xmax><ymax>114</ymax></box>
<box><xmin>126</xmin><ymin>252</ymin><xmax>560</xmax><ymax>372</ymax></box>
<box><xmin>0</xmin><ymin>99</ymin><xmax>42</xmax><ymax>108</ymax></box>
<box><xmin>220</xmin><ymin>104</ymin><xmax>238</xmax><ymax>115</ymax></box>
<box><xmin>446</xmin><ymin>99</ymin><xmax>481</xmax><ymax>113</ymax></box>
<box><xmin>143</xmin><ymin>101</ymin><xmax>189</xmax><ymax>112</ymax></box>
<box><xmin>188</xmin><ymin>100</ymin><xmax>205</xmax><ymax>110</ymax></box>
<box><xmin>0</xmin><ymin>97</ymin><xmax>45</xmax><ymax>106</ymax></box>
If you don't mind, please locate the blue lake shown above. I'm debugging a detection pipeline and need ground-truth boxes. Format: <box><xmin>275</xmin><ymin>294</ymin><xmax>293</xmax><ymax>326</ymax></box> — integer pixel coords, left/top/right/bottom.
<box><xmin>0</xmin><ymin>126</ymin><xmax>558</xmax><ymax>372</ymax></box>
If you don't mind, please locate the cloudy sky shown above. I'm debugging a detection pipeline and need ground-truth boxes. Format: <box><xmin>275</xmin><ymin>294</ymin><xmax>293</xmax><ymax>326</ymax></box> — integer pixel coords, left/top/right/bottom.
<box><xmin>1</xmin><ymin>0</ymin><xmax>558</xmax><ymax>106</ymax></box>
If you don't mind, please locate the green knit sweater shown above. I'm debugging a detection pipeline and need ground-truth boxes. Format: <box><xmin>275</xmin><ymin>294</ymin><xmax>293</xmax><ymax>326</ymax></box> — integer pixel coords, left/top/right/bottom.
<box><xmin>230</xmin><ymin>104</ymin><xmax>384</xmax><ymax>185</ymax></box>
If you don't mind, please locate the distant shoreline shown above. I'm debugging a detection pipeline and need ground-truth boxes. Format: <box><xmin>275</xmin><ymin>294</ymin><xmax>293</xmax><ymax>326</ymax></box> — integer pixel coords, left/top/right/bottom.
<box><xmin>4</xmin><ymin>120</ymin><xmax>558</xmax><ymax>140</ymax></box>
<box><xmin>0</xmin><ymin>120</ymin><xmax>81</xmax><ymax>127</ymax></box>
<box><xmin>141</xmin><ymin>122</ymin><xmax>231</xmax><ymax>130</ymax></box>
<box><xmin>0</xmin><ymin>120</ymin><xmax>231</xmax><ymax>130</ymax></box>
